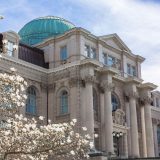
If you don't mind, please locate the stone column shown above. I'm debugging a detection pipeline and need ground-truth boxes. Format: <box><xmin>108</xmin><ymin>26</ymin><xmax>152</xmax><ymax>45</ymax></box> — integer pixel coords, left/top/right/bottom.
<box><xmin>129</xmin><ymin>92</ymin><xmax>140</xmax><ymax>157</ymax></box>
<box><xmin>103</xmin><ymin>82</ymin><xmax>114</xmax><ymax>154</ymax></box>
<box><xmin>140</xmin><ymin>106</ymin><xmax>147</xmax><ymax>157</ymax></box>
<box><xmin>100</xmin><ymin>93</ymin><xmax>105</xmax><ymax>151</ymax></box>
<box><xmin>69</xmin><ymin>78</ymin><xmax>79</xmax><ymax>120</ymax></box>
<box><xmin>123</xmin><ymin>133</ymin><xmax>128</xmax><ymax>158</ymax></box>
<box><xmin>84</xmin><ymin>76</ymin><xmax>94</xmax><ymax>141</ymax></box>
<box><xmin>144</xmin><ymin>98</ymin><xmax>155</xmax><ymax>157</ymax></box>
<box><xmin>153</xmin><ymin>122</ymin><xmax>159</xmax><ymax>157</ymax></box>
<box><xmin>125</xmin><ymin>98</ymin><xmax>131</xmax><ymax>156</ymax></box>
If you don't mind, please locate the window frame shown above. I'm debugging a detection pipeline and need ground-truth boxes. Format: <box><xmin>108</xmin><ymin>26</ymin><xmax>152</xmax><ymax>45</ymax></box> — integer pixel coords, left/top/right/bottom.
<box><xmin>7</xmin><ymin>41</ymin><xmax>14</xmax><ymax>56</ymax></box>
<box><xmin>60</xmin><ymin>45</ymin><xmax>67</xmax><ymax>61</ymax></box>
<box><xmin>84</xmin><ymin>44</ymin><xmax>96</xmax><ymax>59</ymax></box>
<box><xmin>111</xmin><ymin>93</ymin><xmax>120</xmax><ymax>112</ymax></box>
<box><xmin>26</xmin><ymin>86</ymin><xmax>37</xmax><ymax>115</ymax></box>
<box><xmin>59</xmin><ymin>90</ymin><xmax>69</xmax><ymax>115</ymax></box>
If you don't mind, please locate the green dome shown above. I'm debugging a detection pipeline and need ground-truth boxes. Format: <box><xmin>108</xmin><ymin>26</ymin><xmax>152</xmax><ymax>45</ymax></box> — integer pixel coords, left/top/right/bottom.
<box><xmin>18</xmin><ymin>16</ymin><xmax>75</xmax><ymax>46</ymax></box>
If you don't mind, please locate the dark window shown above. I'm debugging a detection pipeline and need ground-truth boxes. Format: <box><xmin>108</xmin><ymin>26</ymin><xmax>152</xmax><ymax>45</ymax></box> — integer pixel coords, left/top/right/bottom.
<box><xmin>93</xmin><ymin>89</ymin><xmax>98</xmax><ymax>121</ymax></box>
<box><xmin>112</xmin><ymin>94</ymin><xmax>119</xmax><ymax>111</ymax></box>
<box><xmin>26</xmin><ymin>87</ymin><xmax>36</xmax><ymax>115</ymax></box>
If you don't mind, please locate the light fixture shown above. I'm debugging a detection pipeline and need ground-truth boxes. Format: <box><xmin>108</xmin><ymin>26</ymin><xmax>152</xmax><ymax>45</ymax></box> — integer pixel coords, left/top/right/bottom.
<box><xmin>112</xmin><ymin>131</ymin><xmax>116</xmax><ymax>137</ymax></box>
<box><xmin>13</xmin><ymin>44</ymin><xmax>18</xmax><ymax>51</ymax></box>
<box><xmin>119</xmin><ymin>132</ymin><xmax>123</xmax><ymax>136</ymax></box>
<box><xmin>2</xmin><ymin>39</ymin><xmax>8</xmax><ymax>45</ymax></box>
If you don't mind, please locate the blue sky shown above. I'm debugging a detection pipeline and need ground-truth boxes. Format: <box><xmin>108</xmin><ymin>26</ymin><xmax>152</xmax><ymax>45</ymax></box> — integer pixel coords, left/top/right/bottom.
<box><xmin>0</xmin><ymin>0</ymin><xmax>160</xmax><ymax>89</ymax></box>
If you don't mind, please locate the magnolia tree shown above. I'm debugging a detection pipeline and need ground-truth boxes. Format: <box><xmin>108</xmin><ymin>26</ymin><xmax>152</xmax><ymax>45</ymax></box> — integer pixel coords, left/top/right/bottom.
<box><xmin>0</xmin><ymin>68</ymin><xmax>91</xmax><ymax>160</ymax></box>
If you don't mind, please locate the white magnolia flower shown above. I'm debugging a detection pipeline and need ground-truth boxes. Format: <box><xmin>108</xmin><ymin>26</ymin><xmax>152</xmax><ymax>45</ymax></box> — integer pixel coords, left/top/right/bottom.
<box><xmin>70</xmin><ymin>150</ymin><xmax>75</xmax><ymax>155</ymax></box>
<box><xmin>82</xmin><ymin>127</ymin><xmax>87</xmax><ymax>131</ymax></box>
<box><xmin>39</xmin><ymin>116</ymin><xmax>44</xmax><ymax>120</ymax></box>
<box><xmin>10</xmin><ymin>67</ymin><xmax>17</xmax><ymax>72</ymax></box>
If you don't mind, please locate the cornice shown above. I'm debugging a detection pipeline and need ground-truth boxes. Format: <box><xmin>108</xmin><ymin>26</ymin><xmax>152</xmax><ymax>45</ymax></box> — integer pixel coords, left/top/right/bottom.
<box><xmin>139</xmin><ymin>82</ymin><xmax>157</xmax><ymax>91</ymax></box>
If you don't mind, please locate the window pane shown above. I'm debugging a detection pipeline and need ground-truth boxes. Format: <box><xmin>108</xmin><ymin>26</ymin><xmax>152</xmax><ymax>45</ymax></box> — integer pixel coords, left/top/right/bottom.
<box><xmin>60</xmin><ymin>46</ymin><xmax>67</xmax><ymax>60</ymax></box>
<box><xmin>90</xmin><ymin>47</ymin><xmax>96</xmax><ymax>59</ymax></box>
<box><xmin>7</xmin><ymin>41</ymin><xmax>14</xmax><ymax>56</ymax></box>
<box><xmin>85</xmin><ymin>45</ymin><xmax>90</xmax><ymax>57</ymax></box>
<box><xmin>60</xmin><ymin>91</ymin><xmax>68</xmax><ymax>114</ymax></box>
<box><xmin>112</xmin><ymin>94</ymin><xmax>119</xmax><ymax>111</ymax></box>
<box><xmin>131</xmin><ymin>66</ymin><xmax>136</xmax><ymax>76</ymax></box>
<box><xmin>26</xmin><ymin>87</ymin><xmax>36</xmax><ymax>114</ymax></box>
<box><xmin>108</xmin><ymin>56</ymin><xmax>115</xmax><ymax>66</ymax></box>
<box><xmin>103</xmin><ymin>53</ymin><xmax>107</xmax><ymax>65</ymax></box>
<box><xmin>127</xmin><ymin>64</ymin><xmax>131</xmax><ymax>74</ymax></box>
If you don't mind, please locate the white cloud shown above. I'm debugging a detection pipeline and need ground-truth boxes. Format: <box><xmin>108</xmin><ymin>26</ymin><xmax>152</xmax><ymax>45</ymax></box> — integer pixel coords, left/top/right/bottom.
<box><xmin>1</xmin><ymin>0</ymin><xmax>160</xmax><ymax>89</ymax></box>
<box><xmin>69</xmin><ymin>0</ymin><xmax>160</xmax><ymax>89</ymax></box>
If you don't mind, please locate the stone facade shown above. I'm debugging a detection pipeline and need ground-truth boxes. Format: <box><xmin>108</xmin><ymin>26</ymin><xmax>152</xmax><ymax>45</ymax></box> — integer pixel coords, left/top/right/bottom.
<box><xmin>0</xmin><ymin>17</ymin><xmax>160</xmax><ymax>159</ymax></box>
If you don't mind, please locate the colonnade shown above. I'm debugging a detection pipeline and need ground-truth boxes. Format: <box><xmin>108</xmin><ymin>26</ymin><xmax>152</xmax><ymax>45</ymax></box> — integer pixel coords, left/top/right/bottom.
<box><xmin>81</xmin><ymin>70</ymin><xmax>155</xmax><ymax>158</ymax></box>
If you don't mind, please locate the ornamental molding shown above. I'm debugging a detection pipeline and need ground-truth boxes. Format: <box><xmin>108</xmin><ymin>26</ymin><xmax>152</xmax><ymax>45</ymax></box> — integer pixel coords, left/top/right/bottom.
<box><xmin>113</xmin><ymin>109</ymin><xmax>125</xmax><ymax>126</ymax></box>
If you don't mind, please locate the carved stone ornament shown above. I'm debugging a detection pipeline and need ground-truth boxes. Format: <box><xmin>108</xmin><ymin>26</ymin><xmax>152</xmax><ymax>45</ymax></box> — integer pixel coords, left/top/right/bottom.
<box><xmin>84</xmin><ymin>75</ymin><xmax>96</xmax><ymax>84</ymax></box>
<box><xmin>112</xmin><ymin>109</ymin><xmax>125</xmax><ymax>126</ymax></box>
<box><xmin>100</xmin><ymin>81</ymin><xmax>115</xmax><ymax>92</ymax></box>
<box><xmin>124</xmin><ymin>91</ymin><xmax>139</xmax><ymax>99</ymax></box>
<box><xmin>140</xmin><ymin>96</ymin><xmax>152</xmax><ymax>105</ymax></box>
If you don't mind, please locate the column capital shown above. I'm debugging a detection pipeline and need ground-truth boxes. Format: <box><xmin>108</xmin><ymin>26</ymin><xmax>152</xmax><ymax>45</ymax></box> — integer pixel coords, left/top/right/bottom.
<box><xmin>83</xmin><ymin>75</ymin><xmax>96</xmax><ymax>84</ymax></box>
<box><xmin>100</xmin><ymin>81</ymin><xmax>115</xmax><ymax>93</ymax></box>
<box><xmin>140</xmin><ymin>96</ymin><xmax>152</xmax><ymax>105</ymax></box>
<box><xmin>124</xmin><ymin>91</ymin><xmax>139</xmax><ymax>99</ymax></box>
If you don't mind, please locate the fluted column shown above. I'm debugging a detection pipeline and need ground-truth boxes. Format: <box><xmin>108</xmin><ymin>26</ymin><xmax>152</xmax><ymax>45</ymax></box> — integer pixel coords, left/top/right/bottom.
<box><xmin>140</xmin><ymin>106</ymin><xmax>147</xmax><ymax>157</ymax></box>
<box><xmin>144</xmin><ymin>97</ymin><xmax>155</xmax><ymax>157</ymax></box>
<box><xmin>129</xmin><ymin>92</ymin><xmax>139</xmax><ymax>157</ymax></box>
<box><xmin>103</xmin><ymin>82</ymin><xmax>114</xmax><ymax>154</ymax></box>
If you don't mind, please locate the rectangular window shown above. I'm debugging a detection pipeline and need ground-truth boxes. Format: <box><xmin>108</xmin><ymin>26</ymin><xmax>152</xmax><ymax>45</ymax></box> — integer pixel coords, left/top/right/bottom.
<box><xmin>108</xmin><ymin>55</ymin><xmax>115</xmax><ymax>66</ymax></box>
<box><xmin>7</xmin><ymin>41</ymin><xmax>14</xmax><ymax>56</ymax></box>
<box><xmin>127</xmin><ymin>64</ymin><xmax>131</xmax><ymax>75</ymax></box>
<box><xmin>127</xmin><ymin>64</ymin><xmax>136</xmax><ymax>76</ymax></box>
<box><xmin>84</xmin><ymin>45</ymin><xmax>96</xmax><ymax>59</ymax></box>
<box><xmin>103</xmin><ymin>53</ymin><xmax>107</xmax><ymax>65</ymax></box>
<box><xmin>60</xmin><ymin>46</ymin><xmax>67</xmax><ymax>60</ymax></box>
<box><xmin>131</xmin><ymin>66</ymin><xmax>136</xmax><ymax>76</ymax></box>
<box><xmin>85</xmin><ymin>45</ymin><xmax>90</xmax><ymax>57</ymax></box>
<box><xmin>90</xmin><ymin>47</ymin><xmax>96</xmax><ymax>59</ymax></box>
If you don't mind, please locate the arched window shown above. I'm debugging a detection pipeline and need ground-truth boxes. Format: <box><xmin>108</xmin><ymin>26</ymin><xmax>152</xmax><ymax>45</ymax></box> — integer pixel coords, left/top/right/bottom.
<box><xmin>93</xmin><ymin>89</ymin><xmax>98</xmax><ymax>121</ymax></box>
<box><xmin>112</xmin><ymin>93</ymin><xmax>119</xmax><ymax>112</ymax></box>
<box><xmin>60</xmin><ymin>90</ymin><xmax>68</xmax><ymax>114</ymax></box>
<box><xmin>26</xmin><ymin>86</ymin><xmax>36</xmax><ymax>114</ymax></box>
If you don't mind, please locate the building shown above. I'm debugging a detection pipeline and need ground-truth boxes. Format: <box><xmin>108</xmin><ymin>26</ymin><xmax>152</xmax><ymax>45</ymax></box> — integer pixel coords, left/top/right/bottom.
<box><xmin>0</xmin><ymin>16</ymin><xmax>160</xmax><ymax>159</ymax></box>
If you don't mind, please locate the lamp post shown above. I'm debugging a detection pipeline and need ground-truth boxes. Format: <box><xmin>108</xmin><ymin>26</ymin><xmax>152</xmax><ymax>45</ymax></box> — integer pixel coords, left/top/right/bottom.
<box><xmin>112</xmin><ymin>131</ymin><xmax>123</xmax><ymax>157</ymax></box>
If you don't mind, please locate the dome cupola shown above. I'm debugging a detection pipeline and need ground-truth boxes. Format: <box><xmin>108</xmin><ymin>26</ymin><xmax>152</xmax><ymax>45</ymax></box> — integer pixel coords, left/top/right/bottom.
<box><xmin>18</xmin><ymin>16</ymin><xmax>75</xmax><ymax>46</ymax></box>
